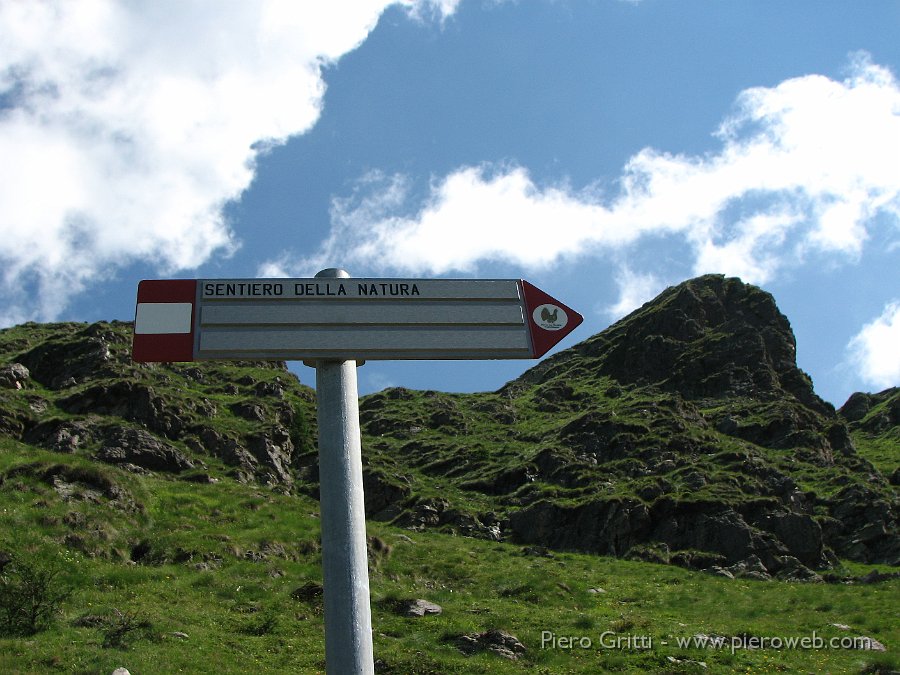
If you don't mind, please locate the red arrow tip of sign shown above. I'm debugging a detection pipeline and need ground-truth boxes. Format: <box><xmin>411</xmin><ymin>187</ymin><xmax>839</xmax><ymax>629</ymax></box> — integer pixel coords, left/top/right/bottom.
<box><xmin>519</xmin><ymin>280</ymin><xmax>584</xmax><ymax>358</ymax></box>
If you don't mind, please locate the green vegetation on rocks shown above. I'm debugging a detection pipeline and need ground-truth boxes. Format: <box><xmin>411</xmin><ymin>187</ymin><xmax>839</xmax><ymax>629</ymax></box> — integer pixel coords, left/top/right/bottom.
<box><xmin>0</xmin><ymin>275</ymin><xmax>896</xmax><ymax>673</ymax></box>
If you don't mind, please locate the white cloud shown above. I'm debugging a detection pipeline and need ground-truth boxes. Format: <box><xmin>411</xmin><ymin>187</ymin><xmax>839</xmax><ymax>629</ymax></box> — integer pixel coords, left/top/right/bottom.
<box><xmin>847</xmin><ymin>301</ymin><xmax>900</xmax><ymax>390</ymax></box>
<box><xmin>0</xmin><ymin>0</ymin><xmax>457</xmax><ymax>322</ymax></box>
<box><xmin>605</xmin><ymin>266</ymin><xmax>667</xmax><ymax>319</ymax></box>
<box><xmin>269</xmin><ymin>54</ymin><xmax>900</xmax><ymax>294</ymax></box>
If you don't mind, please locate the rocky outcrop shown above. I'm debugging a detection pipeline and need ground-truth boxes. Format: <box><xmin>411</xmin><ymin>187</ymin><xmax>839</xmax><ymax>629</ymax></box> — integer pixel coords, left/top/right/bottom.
<box><xmin>0</xmin><ymin>363</ymin><xmax>30</xmax><ymax>389</ymax></box>
<box><xmin>95</xmin><ymin>427</ymin><xmax>195</xmax><ymax>474</ymax></box>
<box><xmin>452</xmin><ymin>629</ymin><xmax>527</xmax><ymax>660</ymax></box>
<box><xmin>520</xmin><ymin>276</ymin><xmax>832</xmax><ymax>414</ymax></box>
<box><xmin>59</xmin><ymin>382</ymin><xmax>198</xmax><ymax>440</ymax></box>
<box><xmin>16</xmin><ymin>324</ymin><xmax>125</xmax><ymax>389</ymax></box>
<box><xmin>839</xmin><ymin>388</ymin><xmax>900</xmax><ymax>435</ymax></box>
<box><xmin>246</xmin><ymin>429</ymin><xmax>294</xmax><ymax>485</ymax></box>
<box><xmin>508</xmin><ymin>496</ymin><xmax>834</xmax><ymax>574</ymax></box>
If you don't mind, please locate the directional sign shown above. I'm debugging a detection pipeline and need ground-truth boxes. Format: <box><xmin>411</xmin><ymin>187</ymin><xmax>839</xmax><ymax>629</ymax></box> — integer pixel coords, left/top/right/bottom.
<box><xmin>132</xmin><ymin>278</ymin><xmax>582</xmax><ymax>362</ymax></box>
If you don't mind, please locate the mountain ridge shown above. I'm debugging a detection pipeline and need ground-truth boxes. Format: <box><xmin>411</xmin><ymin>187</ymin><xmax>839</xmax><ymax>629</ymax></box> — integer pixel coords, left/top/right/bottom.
<box><xmin>0</xmin><ymin>275</ymin><xmax>897</xmax><ymax>582</ymax></box>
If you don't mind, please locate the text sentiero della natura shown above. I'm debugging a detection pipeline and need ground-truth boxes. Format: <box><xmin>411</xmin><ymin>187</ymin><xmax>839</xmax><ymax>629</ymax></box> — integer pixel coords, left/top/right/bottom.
<box><xmin>203</xmin><ymin>282</ymin><xmax>422</xmax><ymax>298</ymax></box>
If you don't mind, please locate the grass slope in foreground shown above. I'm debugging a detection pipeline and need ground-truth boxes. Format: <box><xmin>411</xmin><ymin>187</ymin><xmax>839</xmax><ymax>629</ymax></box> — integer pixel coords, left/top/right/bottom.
<box><xmin>1</xmin><ymin>439</ymin><xmax>897</xmax><ymax>674</ymax></box>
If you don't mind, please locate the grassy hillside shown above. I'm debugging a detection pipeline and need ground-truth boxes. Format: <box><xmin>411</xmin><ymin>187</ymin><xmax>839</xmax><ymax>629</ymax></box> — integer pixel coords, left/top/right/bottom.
<box><xmin>1</xmin><ymin>437</ymin><xmax>897</xmax><ymax>674</ymax></box>
<box><xmin>0</xmin><ymin>275</ymin><xmax>897</xmax><ymax>672</ymax></box>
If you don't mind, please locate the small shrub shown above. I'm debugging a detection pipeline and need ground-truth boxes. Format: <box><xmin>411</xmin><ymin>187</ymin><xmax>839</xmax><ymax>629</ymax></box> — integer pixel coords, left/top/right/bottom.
<box><xmin>241</xmin><ymin>610</ymin><xmax>279</xmax><ymax>636</ymax></box>
<box><xmin>101</xmin><ymin>608</ymin><xmax>155</xmax><ymax>648</ymax></box>
<box><xmin>0</xmin><ymin>553</ymin><xmax>71</xmax><ymax>636</ymax></box>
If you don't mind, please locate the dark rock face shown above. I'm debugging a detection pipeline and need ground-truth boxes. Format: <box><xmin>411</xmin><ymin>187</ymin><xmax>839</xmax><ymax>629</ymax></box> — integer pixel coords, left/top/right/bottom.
<box><xmin>17</xmin><ymin>328</ymin><xmax>121</xmax><ymax>389</ymax></box>
<box><xmin>509</xmin><ymin>497</ymin><xmax>834</xmax><ymax>573</ymax></box>
<box><xmin>0</xmin><ymin>363</ymin><xmax>30</xmax><ymax>389</ymax></box>
<box><xmin>509</xmin><ymin>498</ymin><xmax>651</xmax><ymax>557</ymax></box>
<box><xmin>60</xmin><ymin>382</ymin><xmax>188</xmax><ymax>440</ymax></box>
<box><xmin>96</xmin><ymin>427</ymin><xmax>195</xmax><ymax>473</ymax></box>
<box><xmin>363</xmin><ymin>469</ymin><xmax>411</xmax><ymax>520</ymax></box>
<box><xmin>246</xmin><ymin>430</ymin><xmax>294</xmax><ymax>485</ymax></box>
<box><xmin>839</xmin><ymin>388</ymin><xmax>900</xmax><ymax>434</ymax></box>
<box><xmin>25</xmin><ymin>419</ymin><xmax>94</xmax><ymax>453</ymax></box>
<box><xmin>825</xmin><ymin>485</ymin><xmax>900</xmax><ymax>564</ymax></box>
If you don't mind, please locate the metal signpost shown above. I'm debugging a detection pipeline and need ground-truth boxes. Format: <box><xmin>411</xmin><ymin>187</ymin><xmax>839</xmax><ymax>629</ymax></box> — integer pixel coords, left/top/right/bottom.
<box><xmin>132</xmin><ymin>269</ymin><xmax>582</xmax><ymax>674</ymax></box>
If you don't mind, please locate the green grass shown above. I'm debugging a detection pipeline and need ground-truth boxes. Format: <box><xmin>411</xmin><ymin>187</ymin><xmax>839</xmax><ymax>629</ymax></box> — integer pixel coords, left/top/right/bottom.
<box><xmin>1</xmin><ymin>440</ymin><xmax>897</xmax><ymax>674</ymax></box>
<box><xmin>852</xmin><ymin>434</ymin><xmax>899</xmax><ymax>478</ymax></box>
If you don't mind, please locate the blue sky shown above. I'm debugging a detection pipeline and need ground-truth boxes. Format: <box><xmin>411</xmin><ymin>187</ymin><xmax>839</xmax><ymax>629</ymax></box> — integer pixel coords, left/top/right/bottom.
<box><xmin>1</xmin><ymin>0</ymin><xmax>898</xmax><ymax>405</ymax></box>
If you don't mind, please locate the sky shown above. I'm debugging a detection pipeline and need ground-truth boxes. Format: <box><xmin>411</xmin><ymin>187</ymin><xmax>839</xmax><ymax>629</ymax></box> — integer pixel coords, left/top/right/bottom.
<box><xmin>1</xmin><ymin>0</ymin><xmax>898</xmax><ymax>405</ymax></box>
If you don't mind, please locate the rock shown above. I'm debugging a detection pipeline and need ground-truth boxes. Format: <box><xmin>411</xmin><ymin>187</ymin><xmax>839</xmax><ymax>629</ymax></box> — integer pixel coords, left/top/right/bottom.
<box><xmin>24</xmin><ymin>419</ymin><xmax>93</xmax><ymax>453</ymax></box>
<box><xmin>509</xmin><ymin>497</ymin><xmax>651</xmax><ymax>557</ymax></box>
<box><xmin>858</xmin><ymin>569</ymin><xmax>900</xmax><ymax>584</ymax></box>
<box><xmin>670</xmin><ymin>550</ymin><xmax>728</xmax><ymax>570</ymax></box>
<box><xmin>439</xmin><ymin>509</ymin><xmax>502</xmax><ymax>540</ymax></box>
<box><xmin>626</xmin><ymin>543</ymin><xmax>670</xmax><ymax>564</ymax></box>
<box><xmin>753</xmin><ymin>511</ymin><xmax>825</xmax><ymax>567</ymax></box>
<box><xmin>838</xmin><ymin>392</ymin><xmax>873</xmax><ymax>422</ymax></box>
<box><xmin>839</xmin><ymin>387</ymin><xmax>900</xmax><ymax>434</ymax></box>
<box><xmin>60</xmin><ymin>382</ymin><xmax>186</xmax><ymax>439</ymax></box>
<box><xmin>709</xmin><ymin>566</ymin><xmax>735</xmax><ymax>579</ymax></box>
<box><xmin>230</xmin><ymin>402</ymin><xmax>267</xmax><ymax>422</ymax></box>
<box><xmin>212</xmin><ymin>437</ymin><xmax>257</xmax><ymax>475</ymax></box>
<box><xmin>363</xmin><ymin>469</ymin><xmax>411</xmax><ymax>520</ymax></box>
<box><xmin>26</xmin><ymin>396</ymin><xmax>47</xmax><ymax>414</ymax></box>
<box><xmin>725</xmin><ymin>555</ymin><xmax>772</xmax><ymax>580</ymax></box>
<box><xmin>461</xmin><ymin>466</ymin><xmax>536</xmax><ymax>496</ymax></box>
<box><xmin>255</xmin><ymin>381</ymin><xmax>284</xmax><ymax>398</ymax></box>
<box><xmin>180</xmin><ymin>473</ymin><xmax>219</xmax><ymax>484</ymax></box>
<box><xmin>397</xmin><ymin>599</ymin><xmax>442</xmax><ymax>617</ymax></box>
<box><xmin>521</xmin><ymin>546</ymin><xmax>554</xmax><ymax>558</ymax></box>
<box><xmin>96</xmin><ymin>427</ymin><xmax>194</xmax><ymax>473</ymax></box>
<box><xmin>453</xmin><ymin>629</ymin><xmax>526</xmax><ymax>660</ymax></box>
<box><xmin>429</xmin><ymin>405</ymin><xmax>465</xmax><ymax>430</ymax></box>
<box><xmin>525</xmin><ymin>275</ymin><xmax>831</xmax><ymax>413</ymax></box>
<box><xmin>393</xmin><ymin>498</ymin><xmax>449</xmax><ymax>530</ymax></box>
<box><xmin>0</xmin><ymin>406</ymin><xmax>26</xmax><ymax>438</ymax></box>
<box><xmin>291</xmin><ymin>581</ymin><xmax>323</xmax><ymax>602</ymax></box>
<box><xmin>18</xmin><ymin>330</ymin><xmax>117</xmax><ymax>389</ymax></box>
<box><xmin>111</xmin><ymin>669</ymin><xmax>131</xmax><ymax>675</ymax></box>
<box><xmin>3</xmin><ymin>462</ymin><xmax>140</xmax><ymax>512</ymax></box>
<box><xmin>773</xmin><ymin>556</ymin><xmax>823</xmax><ymax>582</ymax></box>
<box><xmin>246</xmin><ymin>429</ymin><xmax>294</xmax><ymax>484</ymax></box>
<box><xmin>0</xmin><ymin>363</ymin><xmax>30</xmax><ymax>389</ymax></box>
<box><xmin>826</xmin><ymin>485</ymin><xmax>899</xmax><ymax>564</ymax></box>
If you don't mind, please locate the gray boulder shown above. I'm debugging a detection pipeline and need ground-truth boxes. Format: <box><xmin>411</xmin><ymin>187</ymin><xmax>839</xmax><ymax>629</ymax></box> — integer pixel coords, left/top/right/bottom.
<box><xmin>0</xmin><ymin>363</ymin><xmax>30</xmax><ymax>389</ymax></box>
<box><xmin>96</xmin><ymin>427</ymin><xmax>194</xmax><ymax>473</ymax></box>
<box><xmin>397</xmin><ymin>599</ymin><xmax>442</xmax><ymax>617</ymax></box>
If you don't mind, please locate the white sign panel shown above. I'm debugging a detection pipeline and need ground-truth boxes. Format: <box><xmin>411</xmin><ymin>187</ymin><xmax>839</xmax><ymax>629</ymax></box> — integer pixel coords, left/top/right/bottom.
<box><xmin>133</xmin><ymin>278</ymin><xmax>583</xmax><ymax>362</ymax></box>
